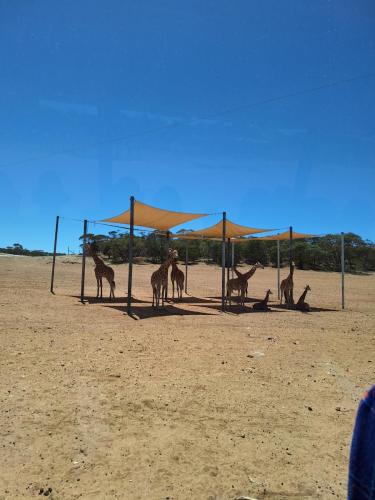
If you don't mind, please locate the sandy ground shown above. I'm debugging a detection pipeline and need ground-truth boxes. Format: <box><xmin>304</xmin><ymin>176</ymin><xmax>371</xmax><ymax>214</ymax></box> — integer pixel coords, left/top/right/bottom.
<box><xmin>1</xmin><ymin>254</ymin><xmax>374</xmax><ymax>500</ymax></box>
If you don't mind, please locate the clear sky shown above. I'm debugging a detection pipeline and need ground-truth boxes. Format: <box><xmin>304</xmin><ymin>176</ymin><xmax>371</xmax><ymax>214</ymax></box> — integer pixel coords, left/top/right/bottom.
<box><xmin>1</xmin><ymin>1</ymin><xmax>374</xmax><ymax>252</ymax></box>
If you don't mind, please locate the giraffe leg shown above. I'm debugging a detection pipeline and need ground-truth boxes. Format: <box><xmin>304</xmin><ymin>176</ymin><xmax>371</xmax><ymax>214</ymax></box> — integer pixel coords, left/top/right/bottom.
<box><xmin>100</xmin><ymin>277</ymin><xmax>103</xmax><ymax>299</ymax></box>
<box><xmin>172</xmin><ymin>280</ymin><xmax>175</xmax><ymax>301</ymax></box>
<box><xmin>96</xmin><ymin>276</ymin><xmax>100</xmax><ymax>298</ymax></box>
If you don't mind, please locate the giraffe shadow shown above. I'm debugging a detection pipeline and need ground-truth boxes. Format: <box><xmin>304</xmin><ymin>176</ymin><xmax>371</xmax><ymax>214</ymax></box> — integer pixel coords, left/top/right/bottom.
<box><xmin>269</xmin><ymin>302</ymin><xmax>339</xmax><ymax>313</ymax></box>
<box><xmin>206</xmin><ymin>295</ymin><xmax>260</xmax><ymax>304</ymax></box>
<box><xmin>199</xmin><ymin>304</ymin><xmax>286</xmax><ymax>315</ymax></box>
<box><xmin>169</xmin><ymin>295</ymin><xmax>217</xmax><ymax>305</ymax></box>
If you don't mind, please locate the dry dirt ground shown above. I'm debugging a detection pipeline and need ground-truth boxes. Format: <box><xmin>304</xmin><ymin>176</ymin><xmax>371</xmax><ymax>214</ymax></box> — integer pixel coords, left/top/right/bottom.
<box><xmin>1</xmin><ymin>255</ymin><xmax>374</xmax><ymax>500</ymax></box>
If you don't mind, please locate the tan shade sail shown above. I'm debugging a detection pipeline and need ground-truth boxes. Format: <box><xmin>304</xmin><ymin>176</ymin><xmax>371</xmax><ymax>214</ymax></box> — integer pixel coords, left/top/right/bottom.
<box><xmin>102</xmin><ymin>200</ymin><xmax>207</xmax><ymax>231</ymax></box>
<box><xmin>232</xmin><ymin>230</ymin><xmax>316</xmax><ymax>242</ymax></box>
<box><xmin>172</xmin><ymin>218</ymin><xmax>272</xmax><ymax>239</ymax></box>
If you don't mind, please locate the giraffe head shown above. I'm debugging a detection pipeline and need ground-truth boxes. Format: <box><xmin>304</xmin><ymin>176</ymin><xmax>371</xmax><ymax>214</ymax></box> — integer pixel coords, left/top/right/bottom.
<box><xmin>167</xmin><ymin>248</ymin><xmax>178</xmax><ymax>262</ymax></box>
<box><xmin>305</xmin><ymin>284</ymin><xmax>311</xmax><ymax>292</ymax></box>
<box><xmin>266</xmin><ymin>289</ymin><xmax>273</xmax><ymax>295</ymax></box>
<box><xmin>84</xmin><ymin>242</ymin><xmax>97</xmax><ymax>256</ymax></box>
<box><xmin>254</xmin><ymin>261</ymin><xmax>264</xmax><ymax>269</ymax></box>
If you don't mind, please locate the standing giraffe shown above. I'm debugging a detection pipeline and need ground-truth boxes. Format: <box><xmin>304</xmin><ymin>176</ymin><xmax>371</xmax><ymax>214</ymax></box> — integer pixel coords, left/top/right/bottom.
<box><xmin>151</xmin><ymin>249</ymin><xmax>178</xmax><ymax>308</ymax></box>
<box><xmin>171</xmin><ymin>258</ymin><xmax>184</xmax><ymax>300</ymax></box>
<box><xmin>226</xmin><ymin>263</ymin><xmax>263</xmax><ymax>307</ymax></box>
<box><xmin>295</xmin><ymin>285</ymin><xmax>311</xmax><ymax>311</ymax></box>
<box><xmin>280</xmin><ymin>261</ymin><xmax>295</xmax><ymax>305</ymax></box>
<box><xmin>234</xmin><ymin>261</ymin><xmax>264</xmax><ymax>297</ymax></box>
<box><xmin>85</xmin><ymin>243</ymin><xmax>116</xmax><ymax>300</ymax></box>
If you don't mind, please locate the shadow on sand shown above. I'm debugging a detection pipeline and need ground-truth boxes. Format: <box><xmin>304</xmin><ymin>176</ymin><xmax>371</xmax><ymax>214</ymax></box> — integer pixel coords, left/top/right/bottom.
<box><xmin>105</xmin><ymin>303</ymin><xmax>215</xmax><ymax>320</ymax></box>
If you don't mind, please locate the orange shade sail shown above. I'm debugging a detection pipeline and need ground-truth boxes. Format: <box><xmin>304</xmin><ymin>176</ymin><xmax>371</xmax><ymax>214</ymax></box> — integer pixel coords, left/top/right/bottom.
<box><xmin>102</xmin><ymin>200</ymin><xmax>207</xmax><ymax>231</ymax></box>
<box><xmin>231</xmin><ymin>230</ymin><xmax>316</xmax><ymax>242</ymax></box>
<box><xmin>172</xmin><ymin>218</ymin><xmax>273</xmax><ymax>239</ymax></box>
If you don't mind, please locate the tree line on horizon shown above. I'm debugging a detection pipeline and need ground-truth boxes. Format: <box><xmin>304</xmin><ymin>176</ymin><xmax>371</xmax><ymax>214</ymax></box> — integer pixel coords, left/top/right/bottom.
<box><xmin>2</xmin><ymin>232</ymin><xmax>375</xmax><ymax>273</ymax></box>
<box><xmin>78</xmin><ymin>230</ymin><xmax>375</xmax><ymax>273</ymax></box>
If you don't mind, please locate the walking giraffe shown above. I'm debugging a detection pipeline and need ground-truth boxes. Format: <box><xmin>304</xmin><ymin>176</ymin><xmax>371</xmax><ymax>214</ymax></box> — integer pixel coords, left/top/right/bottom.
<box><xmin>171</xmin><ymin>258</ymin><xmax>184</xmax><ymax>300</ymax></box>
<box><xmin>151</xmin><ymin>249</ymin><xmax>178</xmax><ymax>308</ymax></box>
<box><xmin>234</xmin><ymin>261</ymin><xmax>264</xmax><ymax>297</ymax></box>
<box><xmin>295</xmin><ymin>285</ymin><xmax>311</xmax><ymax>312</ymax></box>
<box><xmin>85</xmin><ymin>243</ymin><xmax>116</xmax><ymax>300</ymax></box>
<box><xmin>280</xmin><ymin>261</ymin><xmax>295</xmax><ymax>305</ymax></box>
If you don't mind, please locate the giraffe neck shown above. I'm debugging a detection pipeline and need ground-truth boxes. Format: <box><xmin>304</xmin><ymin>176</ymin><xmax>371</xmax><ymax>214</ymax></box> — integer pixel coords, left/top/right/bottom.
<box><xmin>244</xmin><ymin>265</ymin><xmax>258</xmax><ymax>280</ymax></box>
<box><xmin>298</xmin><ymin>288</ymin><xmax>309</xmax><ymax>303</ymax></box>
<box><xmin>264</xmin><ymin>290</ymin><xmax>271</xmax><ymax>303</ymax></box>
<box><xmin>160</xmin><ymin>258</ymin><xmax>172</xmax><ymax>272</ymax></box>
<box><xmin>91</xmin><ymin>253</ymin><xmax>105</xmax><ymax>266</ymax></box>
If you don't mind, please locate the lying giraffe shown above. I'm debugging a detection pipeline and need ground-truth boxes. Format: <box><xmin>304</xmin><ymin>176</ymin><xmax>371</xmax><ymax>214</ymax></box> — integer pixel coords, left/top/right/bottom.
<box><xmin>171</xmin><ymin>258</ymin><xmax>184</xmax><ymax>300</ymax></box>
<box><xmin>295</xmin><ymin>285</ymin><xmax>311</xmax><ymax>312</ymax></box>
<box><xmin>151</xmin><ymin>249</ymin><xmax>178</xmax><ymax>308</ymax></box>
<box><xmin>280</xmin><ymin>261</ymin><xmax>295</xmax><ymax>306</ymax></box>
<box><xmin>234</xmin><ymin>261</ymin><xmax>264</xmax><ymax>297</ymax></box>
<box><xmin>85</xmin><ymin>242</ymin><xmax>116</xmax><ymax>300</ymax></box>
<box><xmin>226</xmin><ymin>263</ymin><xmax>263</xmax><ymax>307</ymax></box>
<box><xmin>253</xmin><ymin>289</ymin><xmax>273</xmax><ymax>311</ymax></box>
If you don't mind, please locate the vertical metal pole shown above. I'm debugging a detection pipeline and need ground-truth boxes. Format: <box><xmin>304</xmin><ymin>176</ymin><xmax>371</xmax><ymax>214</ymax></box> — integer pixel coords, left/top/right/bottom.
<box><xmin>50</xmin><ymin>215</ymin><xmax>60</xmax><ymax>293</ymax></box>
<box><xmin>185</xmin><ymin>244</ymin><xmax>188</xmax><ymax>294</ymax></box>
<box><xmin>289</xmin><ymin>226</ymin><xmax>294</xmax><ymax>305</ymax></box>
<box><xmin>231</xmin><ymin>240</ymin><xmax>234</xmax><ymax>279</ymax></box>
<box><xmin>221</xmin><ymin>212</ymin><xmax>226</xmax><ymax>311</ymax></box>
<box><xmin>165</xmin><ymin>231</ymin><xmax>170</xmax><ymax>299</ymax></box>
<box><xmin>277</xmin><ymin>240</ymin><xmax>280</xmax><ymax>300</ymax></box>
<box><xmin>341</xmin><ymin>232</ymin><xmax>345</xmax><ymax>310</ymax></box>
<box><xmin>226</xmin><ymin>238</ymin><xmax>230</xmax><ymax>284</ymax></box>
<box><xmin>127</xmin><ymin>196</ymin><xmax>135</xmax><ymax>315</ymax></box>
<box><xmin>80</xmin><ymin>219</ymin><xmax>88</xmax><ymax>303</ymax></box>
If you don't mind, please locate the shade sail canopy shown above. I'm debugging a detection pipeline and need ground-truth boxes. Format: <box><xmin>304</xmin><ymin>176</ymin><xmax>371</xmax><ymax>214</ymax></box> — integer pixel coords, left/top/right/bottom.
<box><xmin>172</xmin><ymin>218</ymin><xmax>272</xmax><ymax>239</ymax></box>
<box><xmin>102</xmin><ymin>200</ymin><xmax>207</xmax><ymax>231</ymax></box>
<box><xmin>232</xmin><ymin>230</ymin><xmax>316</xmax><ymax>242</ymax></box>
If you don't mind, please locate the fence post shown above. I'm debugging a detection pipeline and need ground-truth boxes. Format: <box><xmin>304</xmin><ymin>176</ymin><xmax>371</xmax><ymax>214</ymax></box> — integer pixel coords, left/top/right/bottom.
<box><xmin>80</xmin><ymin>219</ymin><xmax>88</xmax><ymax>303</ymax></box>
<box><xmin>127</xmin><ymin>196</ymin><xmax>135</xmax><ymax>315</ymax></box>
<box><xmin>185</xmin><ymin>244</ymin><xmax>188</xmax><ymax>294</ymax></box>
<box><xmin>277</xmin><ymin>240</ymin><xmax>280</xmax><ymax>300</ymax></box>
<box><xmin>50</xmin><ymin>215</ymin><xmax>60</xmax><ymax>293</ymax></box>
<box><xmin>341</xmin><ymin>232</ymin><xmax>345</xmax><ymax>310</ymax></box>
<box><xmin>221</xmin><ymin>212</ymin><xmax>226</xmax><ymax>311</ymax></box>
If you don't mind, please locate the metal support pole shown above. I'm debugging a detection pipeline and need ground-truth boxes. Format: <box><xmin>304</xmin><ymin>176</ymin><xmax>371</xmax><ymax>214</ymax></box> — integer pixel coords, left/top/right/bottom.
<box><xmin>221</xmin><ymin>212</ymin><xmax>226</xmax><ymax>311</ymax></box>
<box><xmin>127</xmin><ymin>196</ymin><xmax>135</xmax><ymax>315</ymax></box>
<box><xmin>50</xmin><ymin>215</ymin><xmax>60</xmax><ymax>293</ymax></box>
<box><xmin>185</xmin><ymin>244</ymin><xmax>188</xmax><ymax>294</ymax></box>
<box><xmin>227</xmin><ymin>238</ymin><xmax>230</xmax><ymax>284</ymax></box>
<box><xmin>289</xmin><ymin>226</ymin><xmax>294</xmax><ymax>305</ymax></box>
<box><xmin>231</xmin><ymin>240</ymin><xmax>234</xmax><ymax>279</ymax></box>
<box><xmin>277</xmin><ymin>240</ymin><xmax>280</xmax><ymax>300</ymax></box>
<box><xmin>341</xmin><ymin>232</ymin><xmax>345</xmax><ymax>310</ymax></box>
<box><xmin>165</xmin><ymin>231</ymin><xmax>170</xmax><ymax>299</ymax></box>
<box><xmin>80</xmin><ymin>219</ymin><xmax>88</xmax><ymax>303</ymax></box>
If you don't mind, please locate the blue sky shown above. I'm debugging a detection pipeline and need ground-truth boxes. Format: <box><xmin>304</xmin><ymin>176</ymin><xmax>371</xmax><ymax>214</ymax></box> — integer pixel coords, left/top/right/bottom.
<box><xmin>1</xmin><ymin>0</ymin><xmax>374</xmax><ymax>252</ymax></box>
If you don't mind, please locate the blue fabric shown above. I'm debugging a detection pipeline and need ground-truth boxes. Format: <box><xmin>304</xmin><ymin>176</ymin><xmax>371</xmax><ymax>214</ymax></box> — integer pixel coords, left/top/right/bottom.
<box><xmin>348</xmin><ymin>386</ymin><xmax>375</xmax><ymax>499</ymax></box>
